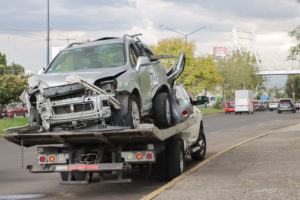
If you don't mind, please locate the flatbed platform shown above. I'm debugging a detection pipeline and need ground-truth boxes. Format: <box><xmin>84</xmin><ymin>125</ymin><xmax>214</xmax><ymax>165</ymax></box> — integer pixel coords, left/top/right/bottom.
<box><xmin>3</xmin><ymin>117</ymin><xmax>196</xmax><ymax>147</ymax></box>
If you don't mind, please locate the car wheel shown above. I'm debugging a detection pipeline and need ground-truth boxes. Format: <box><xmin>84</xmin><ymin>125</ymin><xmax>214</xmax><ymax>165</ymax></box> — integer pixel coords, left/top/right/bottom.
<box><xmin>293</xmin><ymin>110</ymin><xmax>296</xmax><ymax>113</ymax></box>
<box><xmin>125</xmin><ymin>95</ymin><xmax>141</xmax><ymax>129</ymax></box>
<box><xmin>154</xmin><ymin>92</ymin><xmax>172</xmax><ymax>128</ymax></box>
<box><xmin>167</xmin><ymin>140</ymin><xmax>184</xmax><ymax>180</ymax></box>
<box><xmin>191</xmin><ymin>124</ymin><xmax>206</xmax><ymax>161</ymax></box>
<box><xmin>278</xmin><ymin>111</ymin><xmax>282</xmax><ymax>114</ymax></box>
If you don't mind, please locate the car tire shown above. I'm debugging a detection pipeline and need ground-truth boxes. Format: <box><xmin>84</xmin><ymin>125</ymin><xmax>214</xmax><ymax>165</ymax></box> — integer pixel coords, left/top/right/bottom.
<box><xmin>154</xmin><ymin>92</ymin><xmax>172</xmax><ymax>128</ymax></box>
<box><xmin>124</xmin><ymin>95</ymin><xmax>141</xmax><ymax>129</ymax></box>
<box><xmin>191</xmin><ymin>123</ymin><xmax>206</xmax><ymax>161</ymax></box>
<box><xmin>278</xmin><ymin>111</ymin><xmax>282</xmax><ymax>114</ymax></box>
<box><xmin>167</xmin><ymin>140</ymin><xmax>184</xmax><ymax>180</ymax></box>
<box><xmin>293</xmin><ymin>110</ymin><xmax>296</xmax><ymax>113</ymax></box>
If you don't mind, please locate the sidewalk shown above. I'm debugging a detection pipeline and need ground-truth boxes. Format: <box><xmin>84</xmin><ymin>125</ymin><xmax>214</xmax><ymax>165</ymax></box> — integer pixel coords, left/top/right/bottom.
<box><xmin>154</xmin><ymin>123</ymin><xmax>300</xmax><ymax>200</ymax></box>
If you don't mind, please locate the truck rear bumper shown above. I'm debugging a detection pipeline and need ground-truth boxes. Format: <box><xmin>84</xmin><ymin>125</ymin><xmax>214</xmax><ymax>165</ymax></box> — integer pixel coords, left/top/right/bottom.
<box><xmin>28</xmin><ymin>163</ymin><xmax>130</xmax><ymax>173</ymax></box>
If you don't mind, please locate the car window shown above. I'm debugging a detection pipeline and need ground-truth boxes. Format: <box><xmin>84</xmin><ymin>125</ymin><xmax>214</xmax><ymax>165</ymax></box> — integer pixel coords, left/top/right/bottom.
<box><xmin>210</xmin><ymin>97</ymin><xmax>215</xmax><ymax>101</ymax></box>
<box><xmin>280</xmin><ymin>99</ymin><xmax>291</xmax><ymax>103</ymax></box>
<box><xmin>47</xmin><ymin>43</ymin><xmax>125</xmax><ymax>73</ymax></box>
<box><xmin>129</xmin><ymin>44</ymin><xmax>138</xmax><ymax>67</ymax></box>
<box><xmin>226</xmin><ymin>103</ymin><xmax>234</xmax><ymax>108</ymax></box>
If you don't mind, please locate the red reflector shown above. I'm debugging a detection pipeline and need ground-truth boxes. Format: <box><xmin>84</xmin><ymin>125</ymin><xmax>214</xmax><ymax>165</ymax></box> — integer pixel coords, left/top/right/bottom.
<box><xmin>146</xmin><ymin>153</ymin><xmax>153</xmax><ymax>160</ymax></box>
<box><xmin>182</xmin><ymin>110</ymin><xmax>188</xmax><ymax>115</ymax></box>
<box><xmin>39</xmin><ymin>156</ymin><xmax>46</xmax><ymax>163</ymax></box>
<box><xmin>136</xmin><ymin>153</ymin><xmax>143</xmax><ymax>160</ymax></box>
<box><xmin>48</xmin><ymin>155</ymin><xmax>56</xmax><ymax>162</ymax></box>
<box><xmin>87</xmin><ymin>165</ymin><xmax>99</xmax><ymax>170</ymax></box>
<box><xmin>69</xmin><ymin>165</ymin><xmax>86</xmax><ymax>170</ymax></box>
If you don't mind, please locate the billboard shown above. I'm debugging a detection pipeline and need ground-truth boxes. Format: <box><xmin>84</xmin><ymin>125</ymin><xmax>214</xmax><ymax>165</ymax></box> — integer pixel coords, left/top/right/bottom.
<box><xmin>213</xmin><ymin>47</ymin><xmax>230</xmax><ymax>57</ymax></box>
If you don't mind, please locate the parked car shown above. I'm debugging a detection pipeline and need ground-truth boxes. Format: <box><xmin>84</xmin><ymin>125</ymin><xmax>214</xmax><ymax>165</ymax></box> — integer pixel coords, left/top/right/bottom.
<box><xmin>20</xmin><ymin>34</ymin><xmax>186</xmax><ymax>131</ymax></box>
<box><xmin>225</xmin><ymin>101</ymin><xmax>235</xmax><ymax>114</ymax></box>
<box><xmin>269</xmin><ymin>100</ymin><xmax>279</xmax><ymax>111</ymax></box>
<box><xmin>0</xmin><ymin>102</ymin><xmax>28</xmax><ymax>119</ymax></box>
<box><xmin>277</xmin><ymin>98</ymin><xmax>296</xmax><ymax>114</ymax></box>
<box><xmin>295</xmin><ymin>100</ymin><xmax>300</xmax><ymax>110</ymax></box>
<box><xmin>253</xmin><ymin>101</ymin><xmax>261</xmax><ymax>112</ymax></box>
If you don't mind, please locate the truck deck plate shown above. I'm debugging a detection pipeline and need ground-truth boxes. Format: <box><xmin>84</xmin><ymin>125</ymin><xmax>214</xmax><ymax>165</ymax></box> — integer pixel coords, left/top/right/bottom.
<box><xmin>3</xmin><ymin>117</ymin><xmax>196</xmax><ymax>147</ymax></box>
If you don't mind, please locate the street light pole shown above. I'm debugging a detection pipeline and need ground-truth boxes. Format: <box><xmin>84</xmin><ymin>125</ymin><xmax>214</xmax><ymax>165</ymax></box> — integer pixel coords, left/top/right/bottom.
<box><xmin>160</xmin><ymin>25</ymin><xmax>207</xmax><ymax>42</ymax></box>
<box><xmin>47</xmin><ymin>0</ymin><xmax>50</xmax><ymax>66</ymax></box>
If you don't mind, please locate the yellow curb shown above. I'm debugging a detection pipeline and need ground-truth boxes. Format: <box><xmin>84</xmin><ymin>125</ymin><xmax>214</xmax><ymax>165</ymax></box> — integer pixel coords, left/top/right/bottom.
<box><xmin>140</xmin><ymin>131</ymin><xmax>273</xmax><ymax>200</ymax></box>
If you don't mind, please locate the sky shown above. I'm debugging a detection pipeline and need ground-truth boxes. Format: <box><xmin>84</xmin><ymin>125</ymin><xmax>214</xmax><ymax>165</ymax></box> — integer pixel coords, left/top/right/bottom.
<box><xmin>0</xmin><ymin>0</ymin><xmax>299</xmax><ymax>87</ymax></box>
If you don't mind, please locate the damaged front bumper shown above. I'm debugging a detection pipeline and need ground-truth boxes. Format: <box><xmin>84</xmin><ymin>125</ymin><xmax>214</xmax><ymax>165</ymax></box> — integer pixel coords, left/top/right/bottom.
<box><xmin>38</xmin><ymin>94</ymin><xmax>112</xmax><ymax>130</ymax></box>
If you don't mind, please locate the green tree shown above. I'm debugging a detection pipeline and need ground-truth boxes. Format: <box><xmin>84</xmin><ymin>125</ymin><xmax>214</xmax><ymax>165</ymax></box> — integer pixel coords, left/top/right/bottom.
<box><xmin>285</xmin><ymin>75</ymin><xmax>300</xmax><ymax>100</ymax></box>
<box><xmin>0</xmin><ymin>75</ymin><xmax>28</xmax><ymax>107</ymax></box>
<box><xmin>217</xmin><ymin>50</ymin><xmax>265</xmax><ymax>99</ymax></box>
<box><xmin>0</xmin><ymin>62</ymin><xmax>25</xmax><ymax>75</ymax></box>
<box><xmin>150</xmin><ymin>38</ymin><xmax>223</xmax><ymax>93</ymax></box>
<box><xmin>288</xmin><ymin>25</ymin><xmax>300</xmax><ymax>61</ymax></box>
<box><xmin>0</xmin><ymin>52</ymin><xmax>6</xmax><ymax>65</ymax></box>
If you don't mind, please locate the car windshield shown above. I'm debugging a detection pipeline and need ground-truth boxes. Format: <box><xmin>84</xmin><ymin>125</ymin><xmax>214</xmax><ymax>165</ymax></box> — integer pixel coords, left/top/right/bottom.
<box><xmin>47</xmin><ymin>43</ymin><xmax>125</xmax><ymax>73</ymax></box>
<box><xmin>280</xmin><ymin>100</ymin><xmax>291</xmax><ymax>103</ymax></box>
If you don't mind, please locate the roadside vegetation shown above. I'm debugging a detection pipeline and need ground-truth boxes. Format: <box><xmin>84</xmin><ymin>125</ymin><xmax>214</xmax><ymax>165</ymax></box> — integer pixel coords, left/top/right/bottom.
<box><xmin>0</xmin><ymin>118</ymin><xmax>27</xmax><ymax>135</ymax></box>
<box><xmin>199</xmin><ymin>107</ymin><xmax>224</xmax><ymax>115</ymax></box>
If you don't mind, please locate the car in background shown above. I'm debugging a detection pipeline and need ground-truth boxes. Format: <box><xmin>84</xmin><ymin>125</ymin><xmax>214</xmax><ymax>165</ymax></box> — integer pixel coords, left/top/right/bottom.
<box><xmin>225</xmin><ymin>101</ymin><xmax>235</xmax><ymax>114</ymax></box>
<box><xmin>269</xmin><ymin>100</ymin><xmax>279</xmax><ymax>111</ymax></box>
<box><xmin>253</xmin><ymin>101</ymin><xmax>261</xmax><ymax>111</ymax></box>
<box><xmin>295</xmin><ymin>100</ymin><xmax>300</xmax><ymax>110</ymax></box>
<box><xmin>0</xmin><ymin>102</ymin><xmax>28</xmax><ymax>119</ymax></box>
<box><xmin>277</xmin><ymin>98</ymin><xmax>296</xmax><ymax>114</ymax></box>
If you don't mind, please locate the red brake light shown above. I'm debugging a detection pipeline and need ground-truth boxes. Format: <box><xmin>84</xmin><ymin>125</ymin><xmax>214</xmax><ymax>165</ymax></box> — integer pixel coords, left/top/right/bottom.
<box><xmin>39</xmin><ymin>156</ymin><xmax>46</xmax><ymax>163</ymax></box>
<box><xmin>146</xmin><ymin>153</ymin><xmax>153</xmax><ymax>160</ymax></box>
<box><xmin>182</xmin><ymin>110</ymin><xmax>188</xmax><ymax>115</ymax></box>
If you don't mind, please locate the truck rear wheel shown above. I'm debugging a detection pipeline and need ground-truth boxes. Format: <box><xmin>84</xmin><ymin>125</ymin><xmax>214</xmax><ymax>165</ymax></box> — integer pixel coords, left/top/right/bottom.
<box><xmin>167</xmin><ymin>140</ymin><xmax>184</xmax><ymax>180</ymax></box>
<box><xmin>191</xmin><ymin>124</ymin><xmax>206</xmax><ymax>161</ymax></box>
<box><xmin>74</xmin><ymin>172</ymin><xmax>87</xmax><ymax>181</ymax></box>
<box><xmin>60</xmin><ymin>172</ymin><xmax>69</xmax><ymax>181</ymax></box>
<box><xmin>154</xmin><ymin>92</ymin><xmax>172</xmax><ymax>128</ymax></box>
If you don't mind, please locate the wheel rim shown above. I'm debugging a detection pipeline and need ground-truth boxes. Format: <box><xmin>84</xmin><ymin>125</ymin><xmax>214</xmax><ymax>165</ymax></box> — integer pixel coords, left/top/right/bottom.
<box><xmin>179</xmin><ymin>150</ymin><xmax>184</xmax><ymax>173</ymax></box>
<box><xmin>165</xmin><ymin>98</ymin><xmax>171</xmax><ymax>124</ymax></box>
<box><xmin>131</xmin><ymin>101</ymin><xmax>140</xmax><ymax>128</ymax></box>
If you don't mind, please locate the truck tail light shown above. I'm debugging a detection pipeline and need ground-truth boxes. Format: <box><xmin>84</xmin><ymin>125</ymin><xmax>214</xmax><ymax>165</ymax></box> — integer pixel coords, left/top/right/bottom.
<box><xmin>146</xmin><ymin>153</ymin><xmax>153</xmax><ymax>160</ymax></box>
<box><xmin>136</xmin><ymin>153</ymin><xmax>143</xmax><ymax>160</ymax></box>
<box><xmin>39</xmin><ymin>155</ymin><xmax>46</xmax><ymax>163</ymax></box>
<box><xmin>48</xmin><ymin>155</ymin><xmax>56</xmax><ymax>163</ymax></box>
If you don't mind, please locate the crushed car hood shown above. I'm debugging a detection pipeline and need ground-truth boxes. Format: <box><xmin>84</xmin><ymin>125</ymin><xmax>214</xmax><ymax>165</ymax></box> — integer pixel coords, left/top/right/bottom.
<box><xmin>29</xmin><ymin>67</ymin><xmax>128</xmax><ymax>88</ymax></box>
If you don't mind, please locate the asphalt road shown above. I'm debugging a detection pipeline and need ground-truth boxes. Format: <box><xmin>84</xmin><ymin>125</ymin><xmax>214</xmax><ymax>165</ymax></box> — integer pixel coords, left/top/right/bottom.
<box><xmin>1</xmin><ymin>111</ymin><xmax>300</xmax><ymax>200</ymax></box>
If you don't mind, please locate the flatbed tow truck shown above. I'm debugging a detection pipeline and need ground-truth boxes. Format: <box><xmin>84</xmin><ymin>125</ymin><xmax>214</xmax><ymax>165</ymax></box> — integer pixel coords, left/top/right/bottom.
<box><xmin>3</xmin><ymin>115</ymin><xmax>206</xmax><ymax>184</ymax></box>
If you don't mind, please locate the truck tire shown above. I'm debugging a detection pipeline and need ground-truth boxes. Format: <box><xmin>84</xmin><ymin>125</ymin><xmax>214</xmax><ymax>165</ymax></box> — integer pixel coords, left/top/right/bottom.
<box><xmin>191</xmin><ymin>124</ymin><xmax>206</xmax><ymax>161</ymax></box>
<box><xmin>124</xmin><ymin>95</ymin><xmax>141</xmax><ymax>128</ymax></box>
<box><xmin>154</xmin><ymin>150</ymin><xmax>168</xmax><ymax>181</ymax></box>
<box><xmin>74</xmin><ymin>172</ymin><xmax>87</xmax><ymax>181</ymax></box>
<box><xmin>60</xmin><ymin>172</ymin><xmax>69</xmax><ymax>181</ymax></box>
<box><xmin>167</xmin><ymin>140</ymin><xmax>184</xmax><ymax>180</ymax></box>
<box><xmin>154</xmin><ymin>92</ymin><xmax>172</xmax><ymax>128</ymax></box>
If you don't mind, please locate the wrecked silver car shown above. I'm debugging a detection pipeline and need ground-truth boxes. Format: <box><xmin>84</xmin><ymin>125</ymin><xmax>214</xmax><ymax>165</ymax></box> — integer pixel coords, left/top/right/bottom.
<box><xmin>21</xmin><ymin>34</ymin><xmax>185</xmax><ymax>132</ymax></box>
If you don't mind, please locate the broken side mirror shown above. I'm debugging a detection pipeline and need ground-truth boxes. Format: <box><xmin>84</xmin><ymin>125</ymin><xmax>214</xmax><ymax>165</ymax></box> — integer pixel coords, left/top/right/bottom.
<box><xmin>136</xmin><ymin>56</ymin><xmax>151</xmax><ymax>72</ymax></box>
<box><xmin>191</xmin><ymin>96</ymin><xmax>209</xmax><ymax>105</ymax></box>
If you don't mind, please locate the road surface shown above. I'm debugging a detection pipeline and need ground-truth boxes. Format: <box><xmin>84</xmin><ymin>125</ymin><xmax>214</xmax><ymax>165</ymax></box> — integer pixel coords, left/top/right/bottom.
<box><xmin>1</xmin><ymin>111</ymin><xmax>300</xmax><ymax>199</ymax></box>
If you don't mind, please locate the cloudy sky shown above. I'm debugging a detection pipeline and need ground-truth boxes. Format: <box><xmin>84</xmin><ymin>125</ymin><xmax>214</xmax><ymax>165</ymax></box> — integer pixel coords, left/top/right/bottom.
<box><xmin>0</xmin><ymin>0</ymin><xmax>299</xmax><ymax>87</ymax></box>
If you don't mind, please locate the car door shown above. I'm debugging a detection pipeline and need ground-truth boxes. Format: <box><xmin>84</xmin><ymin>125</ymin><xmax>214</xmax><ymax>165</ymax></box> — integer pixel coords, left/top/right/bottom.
<box><xmin>129</xmin><ymin>44</ymin><xmax>152</xmax><ymax>112</ymax></box>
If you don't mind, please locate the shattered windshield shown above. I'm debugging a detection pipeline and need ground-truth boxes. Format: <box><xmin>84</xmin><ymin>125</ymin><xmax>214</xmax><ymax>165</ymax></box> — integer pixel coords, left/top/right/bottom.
<box><xmin>47</xmin><ymin>43</ymin><xmax>125</xmax><ymax>73</ymax></box>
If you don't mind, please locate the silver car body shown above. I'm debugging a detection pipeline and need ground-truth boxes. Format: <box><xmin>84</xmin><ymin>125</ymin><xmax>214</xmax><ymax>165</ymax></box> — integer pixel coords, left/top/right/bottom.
<box><xmin>22</xmin><ymin>35</ymin><xmax>185</xmax><ymax>131</ymax></box>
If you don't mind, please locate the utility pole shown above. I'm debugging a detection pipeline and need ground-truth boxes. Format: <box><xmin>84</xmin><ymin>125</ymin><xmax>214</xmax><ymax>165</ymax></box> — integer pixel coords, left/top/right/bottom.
<box><xmin>160</xmin><ymin>25</ymin><xmax>207</xmax><ymax>42</ymax></box>
<box><xmin>47</xmin><ymin>0</ymin><xmax>50</xmax><ymax>66</ymax></box>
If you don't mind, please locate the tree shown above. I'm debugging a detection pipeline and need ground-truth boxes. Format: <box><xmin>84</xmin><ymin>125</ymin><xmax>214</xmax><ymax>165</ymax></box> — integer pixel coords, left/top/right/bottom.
<box><xmin>0</xmin><ymin>75</ymin><xmax>28</xmax><ymax>107</ymax></box>
<box><xmin>0</xmin><ymin>52</ymin><xmax>6</xmax><ymax>65</ymax></box>
<box><xmin>216</xmin><ymin>50</ymin><xmax>265</xmax><ymax>99</ymax></box>
<box><xmin>150</xmin><ymin>38</ymin><xmax>223</xmax><ymax>93</ymax></box>
<box><xmin>285</xmin><ymin>75</ymin><xmax>300</xmax><ymax>100</ymax></box>
<box><xmin>0</xmin><ymin>62</ymin><xmax>25</xmax><ymax>75</ymax></box>
<box><xmin>288</xmin><ymin>25</ymin><xmax>300</xmax><ymax>61</ymax></box>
